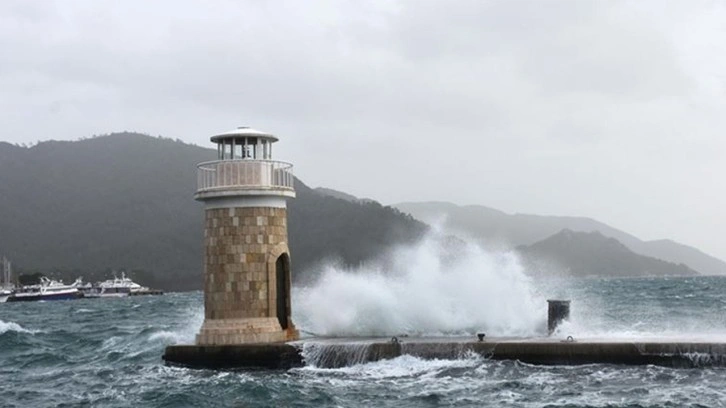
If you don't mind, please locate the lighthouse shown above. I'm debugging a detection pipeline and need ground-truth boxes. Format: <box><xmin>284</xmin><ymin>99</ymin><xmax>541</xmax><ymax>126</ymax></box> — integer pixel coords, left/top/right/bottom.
<box><xmin>194</xmin><ymin>127</ymin><xmax>298</xmax><ymax>345</ymax></box>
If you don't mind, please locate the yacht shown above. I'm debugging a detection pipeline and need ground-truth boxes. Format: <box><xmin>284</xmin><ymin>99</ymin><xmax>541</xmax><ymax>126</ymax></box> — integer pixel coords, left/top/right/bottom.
<box><xmin>74</xmin><ymin>278</ymin><xmax>97</xmax><ymax>297</ymax></box>
<box><xmin>7</xmin><ymin>277</ymin><xmax>83</xmax><ymax>302</ymax></box>
<box><xmin>95</xmin><ymin>272</ymin><xmax>149</xmax><ymax>297</ymax></box>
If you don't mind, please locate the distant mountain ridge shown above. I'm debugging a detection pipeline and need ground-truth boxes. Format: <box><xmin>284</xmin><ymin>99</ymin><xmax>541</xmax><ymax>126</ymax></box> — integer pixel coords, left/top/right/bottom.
<box><xmin>518</xmin><ymin>229</ymin><xmax>698</xmax><ymax>277</ymax></box>
<box><xmin>314</xmin><ymin>187</ymin><xmax>376</xmax><ymax>204</ymax></box>
<box><xmin>0</xmin><ymin>133</ymin><xmax>427</xmax><ymax>290</ymax></box>
<box><xmin>2</xmin><ymin>134</ymin><xmax>718</xmax><ymax>286</ymax></box>
<box><xmin>314</xmin><ymin>187</ymin><xmax>360</xmax><ymax>202</ymax></box>
<box><xmin>394</xmin><ymin>201</ymin><xmax>726</xmax><ymax>276</ymax></box>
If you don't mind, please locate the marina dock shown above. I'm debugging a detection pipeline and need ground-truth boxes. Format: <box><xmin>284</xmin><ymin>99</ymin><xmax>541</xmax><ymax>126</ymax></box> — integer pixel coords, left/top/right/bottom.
<box><xmin>163</xmin><ymin>336</ymin><xmax>726</xmax><ymax>369</ymax></box>
<box><xmin>128</xmin><ymin>289</ymin><xmax>164</xmax><ymax>296</ymax></box>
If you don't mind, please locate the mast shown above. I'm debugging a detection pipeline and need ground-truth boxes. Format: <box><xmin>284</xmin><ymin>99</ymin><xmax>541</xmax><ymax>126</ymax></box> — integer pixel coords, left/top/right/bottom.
<box><xmin>2</xmin><ymin>257</ymin><xmax>13</xmax><ymax>288</ymax></box>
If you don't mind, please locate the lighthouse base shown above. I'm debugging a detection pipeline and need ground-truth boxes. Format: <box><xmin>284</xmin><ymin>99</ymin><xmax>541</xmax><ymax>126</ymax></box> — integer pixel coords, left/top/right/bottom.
<box><xmin>195</xmin><ymin>317</ymin><xmax>299</xmax><ymax>345</ymax></box>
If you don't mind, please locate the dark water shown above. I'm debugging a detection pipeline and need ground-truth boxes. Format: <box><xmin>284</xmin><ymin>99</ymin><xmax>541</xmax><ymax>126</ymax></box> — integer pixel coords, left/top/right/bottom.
<box><xmin>3</xmin><ymin>276</ymin><xmax>726</xmax><ymax>407</ymax></box>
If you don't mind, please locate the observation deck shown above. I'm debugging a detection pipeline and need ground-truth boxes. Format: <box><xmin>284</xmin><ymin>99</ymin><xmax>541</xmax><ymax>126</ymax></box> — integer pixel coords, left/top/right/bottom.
<box><xmin>194</xmin><ymin>160</ymin><xmax>295</xmax><ymax>200</ymax></box>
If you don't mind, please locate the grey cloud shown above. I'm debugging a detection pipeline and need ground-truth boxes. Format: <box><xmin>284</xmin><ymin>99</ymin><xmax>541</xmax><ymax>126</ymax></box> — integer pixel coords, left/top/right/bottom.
<box><xmin>0</xmin><ymin>0</ymin><xmax>724</xmax><ymax>261</ymax></box>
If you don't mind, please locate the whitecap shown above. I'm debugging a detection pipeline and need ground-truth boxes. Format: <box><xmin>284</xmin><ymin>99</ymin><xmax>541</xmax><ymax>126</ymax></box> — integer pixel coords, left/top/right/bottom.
<box><xmin>0</xmin><ymin>319</ymin><xmax>38</xmax><ymax>335</ymax></box>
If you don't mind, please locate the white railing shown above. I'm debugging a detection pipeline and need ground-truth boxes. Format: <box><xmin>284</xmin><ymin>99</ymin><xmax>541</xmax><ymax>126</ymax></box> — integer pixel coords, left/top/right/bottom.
<box><xmin>196</xmin><ymin>160</ymin><xmax>294</xmax><ymax>193</ymax></box>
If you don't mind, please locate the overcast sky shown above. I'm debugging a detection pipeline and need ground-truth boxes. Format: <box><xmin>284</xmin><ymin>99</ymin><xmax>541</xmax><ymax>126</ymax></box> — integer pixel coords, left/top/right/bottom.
<box><xmin>1</xmin><ymin>0</ymin><xmax>725</xmax><ymax>260</ymax></box>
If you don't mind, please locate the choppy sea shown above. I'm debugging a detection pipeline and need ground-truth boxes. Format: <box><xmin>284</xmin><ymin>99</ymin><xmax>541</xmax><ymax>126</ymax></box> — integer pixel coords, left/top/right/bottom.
<box><xmin>3</xmin><ymin>275</ymin><xmax>726</xmax><ymax>407</ymax></box>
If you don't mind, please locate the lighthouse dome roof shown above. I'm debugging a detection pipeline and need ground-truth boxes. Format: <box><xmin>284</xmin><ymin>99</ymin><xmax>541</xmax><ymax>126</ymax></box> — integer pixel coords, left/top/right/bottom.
<box><xmin>210</xmin><ymin>127</ymin><xmax>278</xmax><ymax>143</ymax></box>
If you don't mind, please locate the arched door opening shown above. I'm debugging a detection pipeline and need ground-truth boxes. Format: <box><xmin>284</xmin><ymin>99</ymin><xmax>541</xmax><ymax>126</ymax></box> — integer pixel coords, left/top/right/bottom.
<box><xmin>275</xmin><ymin>254</ymin><xmax>290</xmax><ymax>330</ymax></box>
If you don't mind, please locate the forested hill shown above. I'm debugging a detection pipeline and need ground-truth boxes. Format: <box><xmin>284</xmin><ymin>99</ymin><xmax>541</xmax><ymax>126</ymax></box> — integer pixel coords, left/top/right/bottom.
<box><xmin>0</xmin><ymin>133</ymin><xmax>427</xmax><ymax>291</ymax></box>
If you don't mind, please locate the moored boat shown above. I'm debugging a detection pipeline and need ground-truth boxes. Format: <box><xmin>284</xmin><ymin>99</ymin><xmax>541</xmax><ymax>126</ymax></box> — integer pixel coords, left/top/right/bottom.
<box><xmin>7</xmin><ymin>277</ymin><xmax>83</xmax><ymax>302</ymax></box>
<box><xmin>94</xmin><ymin>272</ymin><xmax>156</xmax><ymax>297</ymax></box>
<box><xmin>0</xmin><ymin>288</ymin><xmax>12</xmax><ymax>303</ymax></box>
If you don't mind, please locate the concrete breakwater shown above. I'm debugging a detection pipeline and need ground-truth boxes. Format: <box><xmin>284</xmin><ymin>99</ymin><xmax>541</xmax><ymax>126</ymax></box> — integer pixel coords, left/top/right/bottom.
<box><xmin>163</xmin><ymin>336</ymin><xmax>726</xmax><ymax>369</ymax></box>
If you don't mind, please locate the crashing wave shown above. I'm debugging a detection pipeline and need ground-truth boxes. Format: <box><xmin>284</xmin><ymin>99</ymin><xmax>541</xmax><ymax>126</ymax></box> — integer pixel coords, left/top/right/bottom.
<box><xmin>0</xmin><ymin>319</ymin><xmax>38</xmax><ymax>335</ymax></box>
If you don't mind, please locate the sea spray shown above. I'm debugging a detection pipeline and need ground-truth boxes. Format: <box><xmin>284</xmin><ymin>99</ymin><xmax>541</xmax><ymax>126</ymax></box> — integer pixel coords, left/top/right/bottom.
<box><xmin>300</xmin><ymin>341</ymin><xmax>377</xmax><ymax>368</ymax></box>
<box><xmin>147</xmin><ymin>301</ymin><xmax>205</xmax><ymax>345</ymax></box>
<box><xmin>293</xmin><ymin>234</ymin><xmax>546</xmax><ymax>337</ymax></box>
<box><xmin>167</xmin><ymin>304</ymin><xmax>205</xmax><ymax>345</ymax></box>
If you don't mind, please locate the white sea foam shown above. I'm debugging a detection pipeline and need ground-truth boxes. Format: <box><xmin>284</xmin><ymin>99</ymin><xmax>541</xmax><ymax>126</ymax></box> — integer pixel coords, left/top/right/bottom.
<box><xmin>551</xmin><ymin>318</ymin><xmax>726</xmax><ymax>342</ymax></box>
<box><xmin>293</xmin><ymin>234</ymin><xmax>546</xmax><ymax>337</ymax></box>
<box><xmin>149</xmin><ymin>330</ymin><xmax>183</xmax><ymax>343</ymax></box>
<box><xmin>101</xmin><ymin>336</ymin><xmax>124</xmax><ymax>350</ymax></box>
<box><xmin>298</xmin><ymin>353</ymin><xmax>481</xmax><ymax>378</ymax></box>
<box><xmin>0</xmin><ymin>319</ymin><xmax>38</xmax><ymax>335</ymax></box>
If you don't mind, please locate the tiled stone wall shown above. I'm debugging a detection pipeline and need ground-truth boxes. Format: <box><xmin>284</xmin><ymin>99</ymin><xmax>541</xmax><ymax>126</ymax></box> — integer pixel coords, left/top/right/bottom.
<box><xmin>196</xmin><ymin>206</ymin><xmax>298</xmax><ymax>345</ymax></box>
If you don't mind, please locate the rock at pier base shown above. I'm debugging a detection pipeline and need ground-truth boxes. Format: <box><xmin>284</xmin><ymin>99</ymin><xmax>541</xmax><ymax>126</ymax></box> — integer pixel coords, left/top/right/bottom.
<box><xmin>164</xmin><ymin>343</ymin><xmax>303</xmax><ymax>369</ymax></box>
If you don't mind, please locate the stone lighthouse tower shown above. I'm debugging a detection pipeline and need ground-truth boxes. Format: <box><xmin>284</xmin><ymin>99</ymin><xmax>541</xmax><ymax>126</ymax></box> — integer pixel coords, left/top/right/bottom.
<box><xmin>194</xmin><ymin>127</ymin><xmax>298</xmax><ymax>345</ymax></box>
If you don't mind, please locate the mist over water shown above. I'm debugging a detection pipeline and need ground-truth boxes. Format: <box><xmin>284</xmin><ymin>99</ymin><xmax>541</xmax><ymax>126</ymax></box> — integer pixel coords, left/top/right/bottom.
<box><xmin>293</xmin><ymin>235</ymin><xmax>547</xmax><ymax>337</ymax></box>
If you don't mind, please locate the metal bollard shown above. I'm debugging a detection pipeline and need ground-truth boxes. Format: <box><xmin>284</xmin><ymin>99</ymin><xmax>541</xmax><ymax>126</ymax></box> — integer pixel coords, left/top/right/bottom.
<box><xmin>547</xmin><ymin>300</ymin><xmax>570</xmax><ymax>335</ymax></box>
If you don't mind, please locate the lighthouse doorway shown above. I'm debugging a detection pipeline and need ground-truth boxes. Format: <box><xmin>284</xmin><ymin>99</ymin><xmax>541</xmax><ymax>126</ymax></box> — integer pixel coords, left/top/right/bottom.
<box><xmin>275</xmin><ymin>254</ymin><xmax>290</xmax><ymax>330</ymax></box>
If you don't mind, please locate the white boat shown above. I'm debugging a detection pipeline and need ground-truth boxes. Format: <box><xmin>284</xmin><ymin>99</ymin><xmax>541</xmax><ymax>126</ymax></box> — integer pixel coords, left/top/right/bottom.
<box><xmin>0</xmin><ymin>288</ymin><xmax>12</xmax><ymax>303</ymax></box>
<box><xmin>7</xmin><ymin>277</ymin><xmax>83</xmax><ymax>302</ymax></box>
<box><xmin>74</xmin><ymin>278</ymin><xmax>96</xmax><ymax>297</ymax></box>
<box><xmin>95</xmin><ymin>272</ymin><xmax>149</xmax><ymax>297</ymax></box>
